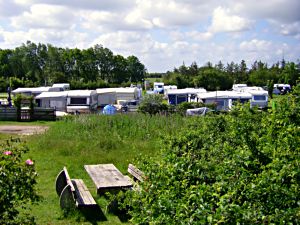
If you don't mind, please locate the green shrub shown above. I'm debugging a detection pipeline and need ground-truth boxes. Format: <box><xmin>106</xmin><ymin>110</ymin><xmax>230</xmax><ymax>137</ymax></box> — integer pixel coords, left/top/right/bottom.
<box><xmin>138</xmin><ymin>94</ymin><xmax>168</xmax><ymax>115</ymax></box>
<box><xmin>0</xmin><ymin>139</ymin><xmax>39</xmax><ymax>225</ymax></box>
<box><xmin>125</xmin><ymin>95</ymin><xmax>300</xmax><ymax>224</ymax></box>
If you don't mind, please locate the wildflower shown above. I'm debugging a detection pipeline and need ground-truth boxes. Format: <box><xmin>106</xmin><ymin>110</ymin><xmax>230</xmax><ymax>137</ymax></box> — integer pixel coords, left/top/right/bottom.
<box><xmin>25</xmin><ymin>159</ymin><xmax>34</xmax><ymax>165</ymax></box>
<box><xmin>4</xmin><ymin>151</ymin><xmax>12</xmax><ymax>155</ymax></box>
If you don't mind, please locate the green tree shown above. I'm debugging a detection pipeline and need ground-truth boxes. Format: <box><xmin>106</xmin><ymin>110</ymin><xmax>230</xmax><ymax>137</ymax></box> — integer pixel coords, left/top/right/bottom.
<box><xmin>127</xmin><ymin>55</ymin><xmax>146</xmax><ymax>82</ymax></box>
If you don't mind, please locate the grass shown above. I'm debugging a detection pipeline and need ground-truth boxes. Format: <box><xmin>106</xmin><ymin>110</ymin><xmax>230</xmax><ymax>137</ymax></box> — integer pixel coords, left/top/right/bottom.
<box><xmin>0</xmin><ymin>92</ymin><xmax>8</xmax><ymax>98</ymax></box>
<box><xmin>6</xmin><ymin>114</ymin><xmax>188</xmax><ymax>224</ymax></box>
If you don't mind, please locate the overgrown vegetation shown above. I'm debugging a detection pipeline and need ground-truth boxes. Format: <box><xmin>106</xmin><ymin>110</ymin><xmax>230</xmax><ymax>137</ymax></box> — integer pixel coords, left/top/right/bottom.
<box><xmin>0</xmin><ymin>139</ymin><xmax>39</xmax><ymax>225</ymax></box>
<box><xmin>122</xmin><ymin>90</ymin><xmax>300</xmax><ymax>224</ymax></box>
<box><xmin>20</xmin><ymin>114</ymin><xmax>187</xmax><ymax>224</ymax></box>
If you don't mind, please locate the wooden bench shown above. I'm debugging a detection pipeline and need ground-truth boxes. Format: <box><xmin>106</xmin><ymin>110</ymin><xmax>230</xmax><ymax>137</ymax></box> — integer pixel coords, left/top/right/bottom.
<box><xmin>55</xmin><ymin>167</ymin><xmax>97</xmax><ymax>209</ymax></box>
<box><xmin>128</xmin><ymin>164</ymin><xmax>145</xmax><ymax>182</ymax></box>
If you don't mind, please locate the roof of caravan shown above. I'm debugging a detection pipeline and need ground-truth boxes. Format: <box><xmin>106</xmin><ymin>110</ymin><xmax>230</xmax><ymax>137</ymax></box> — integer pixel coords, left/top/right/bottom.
<box><xmin>66</xmin><ymin>90</ymin><xmax>96</xmax><ymax>97</ymax></box>
<box><xmin>35</xmin><ymin>91</ymin><xmax>68</xmax><ymax>99</ymax></box>
<box><xmin>12</xmin><ymin>87</ymin><xmax>52</xmax><ymax>93</ymax></box>
<box><xmin>235</xmin><ymin>87</ymin><xmax>268</xmax><ymax>95</ymax></box>
<box><xmin>52</xmin><ymin>83</ymin><xmax>70</xmax><ymax>88</ymax></box>
<box><xmin>197</xmin><ymin>91</ymin><xmax>252</xmax><ymax>99</ymax></box>
<box><xmin>167</xmin><ymin>88</ymin><xmax>206</xmax><ymax>95</ymax></box>
<box><xmin>235</xmin><ymin>86</ymin><xmax>264</xmax><ymax>91</ymax></box>
<box><xmin>96</xmin><ymin>87</ymin><xmax>137</xmax><ymax>94</ymax></box>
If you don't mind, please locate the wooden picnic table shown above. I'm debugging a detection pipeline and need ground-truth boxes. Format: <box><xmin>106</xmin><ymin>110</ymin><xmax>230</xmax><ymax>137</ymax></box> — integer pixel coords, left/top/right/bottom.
<box><xmin>84</xmin><ymin>164</ymin><xmax>133</xmax><ymax>194</ymax></box>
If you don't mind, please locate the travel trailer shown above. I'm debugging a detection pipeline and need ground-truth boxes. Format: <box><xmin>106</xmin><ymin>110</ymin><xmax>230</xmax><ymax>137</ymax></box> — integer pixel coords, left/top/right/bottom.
<box><xmin>167</xmin><ymin>88</ymin><xmax>206</xmax><ymax>105</ymax></box>
<box><xmin>35</xmin><ymin>91</ymin><xmax>68</xmax><ymax>112</ymax></box>
<box><xmin>195</xmin><ymin>91</ymin><xmax>252</xmax><ymax>111</ymax></box>
<box><xmin>66</xmin><ymin>90</ymin><xmax>98</xmax><ymax>114</ymax></box>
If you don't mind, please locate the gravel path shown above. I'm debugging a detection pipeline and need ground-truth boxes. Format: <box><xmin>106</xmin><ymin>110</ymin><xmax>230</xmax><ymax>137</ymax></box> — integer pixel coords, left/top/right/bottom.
<box><xmin>0</xmin><ymin>125</ymin><xmax>49</xmax><ymax>135</ymax></box>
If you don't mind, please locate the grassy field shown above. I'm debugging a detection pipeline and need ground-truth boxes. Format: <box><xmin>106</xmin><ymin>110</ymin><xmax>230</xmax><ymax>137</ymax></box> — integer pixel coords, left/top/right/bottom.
<box><xmin>1</xmin><ymin>114</ymin><xmax>187</xmax><ymax>224</ymax></box>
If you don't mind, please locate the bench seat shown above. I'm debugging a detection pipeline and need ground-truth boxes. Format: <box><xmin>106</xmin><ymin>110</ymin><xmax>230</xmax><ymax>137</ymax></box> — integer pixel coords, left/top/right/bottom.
<box><xmin>55</xmin><ymin>167</ymin><xmax>97</xmax><ymax>209</ymax></box>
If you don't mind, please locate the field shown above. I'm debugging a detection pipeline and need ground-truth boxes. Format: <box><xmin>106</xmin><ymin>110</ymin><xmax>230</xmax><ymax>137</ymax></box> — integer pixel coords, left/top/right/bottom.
<box><xmin>1</xmin><ymin>114</ymin><xmax>188</xmax><ymax>224</ymax></box>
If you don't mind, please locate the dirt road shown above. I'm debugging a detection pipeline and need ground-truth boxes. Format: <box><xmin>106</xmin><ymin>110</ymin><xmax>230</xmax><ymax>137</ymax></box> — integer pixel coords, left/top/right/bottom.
<box><xmin>0</xmin><ymin>125</ymin><xmax>49</xmax><ymax>135</ymax></box>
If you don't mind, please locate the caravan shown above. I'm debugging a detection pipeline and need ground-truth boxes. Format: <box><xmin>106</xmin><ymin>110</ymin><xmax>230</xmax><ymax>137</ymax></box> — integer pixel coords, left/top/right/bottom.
<box><xmin>196</xmin><ymin>91</ymin><xmax>252</xmax><ymax>111</ymax></box>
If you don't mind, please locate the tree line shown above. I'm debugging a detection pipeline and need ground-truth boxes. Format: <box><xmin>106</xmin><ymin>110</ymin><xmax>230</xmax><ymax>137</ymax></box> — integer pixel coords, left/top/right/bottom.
<box><xmin>0</xmin><ymin>41</ymin><xmax>146</xmax><ymax>92</ymax></box>
<box><xmin>161</xmin><ymin>60</ymin><xmax>300</xmax><ymax>91</ymax></box>
<box><xmin>1</xmin><ymin>40</ymin><xmax>299</xmax><ymax>93</ymax></box>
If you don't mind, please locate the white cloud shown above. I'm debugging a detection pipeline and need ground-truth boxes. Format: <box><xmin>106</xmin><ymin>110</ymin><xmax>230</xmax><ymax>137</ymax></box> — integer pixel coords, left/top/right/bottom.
<box><xmin>231</xmin><ymin>0</ymin><xmax>300</xmax><ymax>24</ymax></box>
<box><xmin>240</xmin><ymin>39</ymin><xmax>272</xmax><ymax>52</ymax></box>
<box><xmin>0</xmin><ymin>28</ymin><xmax>89</xmax><ymax>49</ymax></box>
<box><xmin>279</xmin><ymin>21</ymin><xmax>300</xmax><ymax>37</ymax></box>
<box><xmin>209</xmin><ymin>7</ymin><xmax>253</xmax><ymax>33</ymax></box>
<box><xmin>11</xmin><ymin>4</ymin><xmax>76</xmax><ymax>30</ymax></box>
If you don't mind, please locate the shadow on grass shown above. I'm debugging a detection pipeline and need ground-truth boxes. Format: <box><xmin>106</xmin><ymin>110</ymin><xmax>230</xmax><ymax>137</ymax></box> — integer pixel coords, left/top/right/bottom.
<box><xmin>79</xmin><ymin>205</ymin><xmax>107</xmax><ymax>224</ymax></box>
<box><xmin>106</xmin><ymin>200</ymin><xmax>131</xmax><ymax>223</ymax></box>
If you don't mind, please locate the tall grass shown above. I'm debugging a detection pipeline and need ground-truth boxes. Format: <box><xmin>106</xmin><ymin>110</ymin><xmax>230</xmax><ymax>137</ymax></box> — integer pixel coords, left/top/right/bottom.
<box><xmin>23</xmin><ymin>113</ymin><xmax>188</xmax><ymax>224</ymax></box>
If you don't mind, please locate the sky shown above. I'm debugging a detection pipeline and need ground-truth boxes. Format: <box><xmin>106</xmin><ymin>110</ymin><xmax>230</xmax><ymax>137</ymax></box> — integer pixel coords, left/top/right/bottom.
<box><xmin>0</xmin><ymin>0</ymin><xmax>299</xmax><ymax>72</ymax></box>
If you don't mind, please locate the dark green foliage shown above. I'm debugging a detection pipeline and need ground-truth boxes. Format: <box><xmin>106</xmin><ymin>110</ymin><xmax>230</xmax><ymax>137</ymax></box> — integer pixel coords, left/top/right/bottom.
<box><xmin>138</xmin><ymin>94</ymin><xmax>168</xmax><ymax>115</ymax></box>
<box><xmin>0</xmin><ymin>42</ymin><xmax>146</xmax><ymax>87</ymax></box>
<box><xmin>0</xmin><ymin>139</ymin><xmax>39</xmax><ymax>225</ymax></box>
<box><xmin>125</xmin><ymin>94</ymin><xmax>300</xmax><ymax>224</ymax></box>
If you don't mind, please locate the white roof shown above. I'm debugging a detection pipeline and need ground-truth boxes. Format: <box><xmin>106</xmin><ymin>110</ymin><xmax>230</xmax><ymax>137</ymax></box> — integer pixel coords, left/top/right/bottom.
<box><xmin>12</xmin><ymin>87</ymin><xmax>51</xmax><ymax>93</ymax></box>
<box><xmin>96</xmin><ymin>87</ymin><xmax>137</xmax><ymax>94</ymax></box>
<box><xmin>67</xmin><ymin>106</ymin><xmax>90</xmax><ymax>109</ymax></box>
<box><xmin>197</xmin><ymin>91</ymin><xmax>252</xmax><ymax>99</ymax></box>
<box><xmin>247</xmin><ymin>90</ymin><xmax>268</xmax><ymax>95</ymax></box>
<box><xmin>35</xmin><ymin>91</ymin><xmax>68</xmax><ymax>99</ymax></box>
<box><xmin>232</xmin><ymin>84</ymin><xmax>247</xmax><ymax>90</ymax></box>
<box><xmin>167</xmin><ymin>88</ymin><xmax>206</xmax><ymax>95</ymax></box>
<box><xmin>274</xmin><ymin>84</ymin><xmax>291</xmax><ymax>88</ymax></box>
<box><xmin>67</xmin><ymin>90</ymin><xmax>96</xmax><ymax>97</ymax></box>
<box><xmin>52</xmin><ymin>83</ymin><xmax>70</xmax><ymax>88</ymax></box>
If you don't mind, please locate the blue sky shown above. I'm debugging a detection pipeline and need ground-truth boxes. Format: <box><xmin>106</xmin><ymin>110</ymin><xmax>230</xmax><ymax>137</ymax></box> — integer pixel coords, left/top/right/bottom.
<box><xmin>0</xmin><ymin>0</ymin><xmax>299</xmax><ymax>72</ymax></box>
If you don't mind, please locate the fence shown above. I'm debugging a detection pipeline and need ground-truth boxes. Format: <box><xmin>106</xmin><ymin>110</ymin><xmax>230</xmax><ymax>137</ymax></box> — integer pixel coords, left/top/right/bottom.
<box><xmin>0</xmin><ymin>107</ymin><xmax>56</xmax><ymax>121</ymax></box>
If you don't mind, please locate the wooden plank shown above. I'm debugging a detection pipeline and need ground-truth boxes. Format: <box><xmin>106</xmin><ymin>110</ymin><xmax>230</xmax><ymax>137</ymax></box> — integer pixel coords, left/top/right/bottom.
<box><xmin>72</xmin><ymin>179</ymin><xmax>97</xmax><ymax>206</ymax></box>
<box><xmin>63</xmin><ymin>167</ymin><xmax>75</xmax><ymax>192</ymax></box>
<box><xmin>128</xmin><ymin>164</ymin><xmax>145</xmax><ymax>182</ymax></box>
<box><xmin>85</xmin><ymin>164</ymin><xmax>133</xmax><ymax>192</ymax></box>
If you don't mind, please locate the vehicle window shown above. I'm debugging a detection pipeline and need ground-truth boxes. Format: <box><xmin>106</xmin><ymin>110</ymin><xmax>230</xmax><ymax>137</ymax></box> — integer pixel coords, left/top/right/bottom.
<box><xmin>70</xmin><ymin>98</ymin><xmax>87</xmax><ymax>105</ymax></box>
<box><xmin>253</xmin><ymin>95</ymin><xmax>266</xmax><ymax>101</ymax></box>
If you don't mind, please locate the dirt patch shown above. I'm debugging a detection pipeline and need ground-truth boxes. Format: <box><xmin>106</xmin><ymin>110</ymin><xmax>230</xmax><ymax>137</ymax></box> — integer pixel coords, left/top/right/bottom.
<box><xmin>0</xmin><ymin>125</ymin><xmax>49</xmax><ymax>135</ymax></box>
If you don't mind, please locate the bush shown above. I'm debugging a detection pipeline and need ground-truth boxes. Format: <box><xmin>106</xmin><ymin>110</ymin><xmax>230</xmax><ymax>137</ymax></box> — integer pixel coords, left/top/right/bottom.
<box><xmin>125</xmin><ymin>95</ymin><xmax>300</xmax><ymax>224</ymax></box>
<box><xmin>0</xmin><ymin>139</ymin><xmax>39</xmax><ymax>225</ymax></box>
<box><xmin>138</xmin><ymin>94</ymin><xmax>168</xmax><ymax>115</ymax></box>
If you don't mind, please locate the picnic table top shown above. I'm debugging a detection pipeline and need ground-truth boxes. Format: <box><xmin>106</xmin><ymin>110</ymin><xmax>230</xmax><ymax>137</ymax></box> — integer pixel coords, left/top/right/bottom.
<box><xmin>84</xmin><ymin>164</ymin><xmax>133</xmax><ymax>191</ymax></box>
